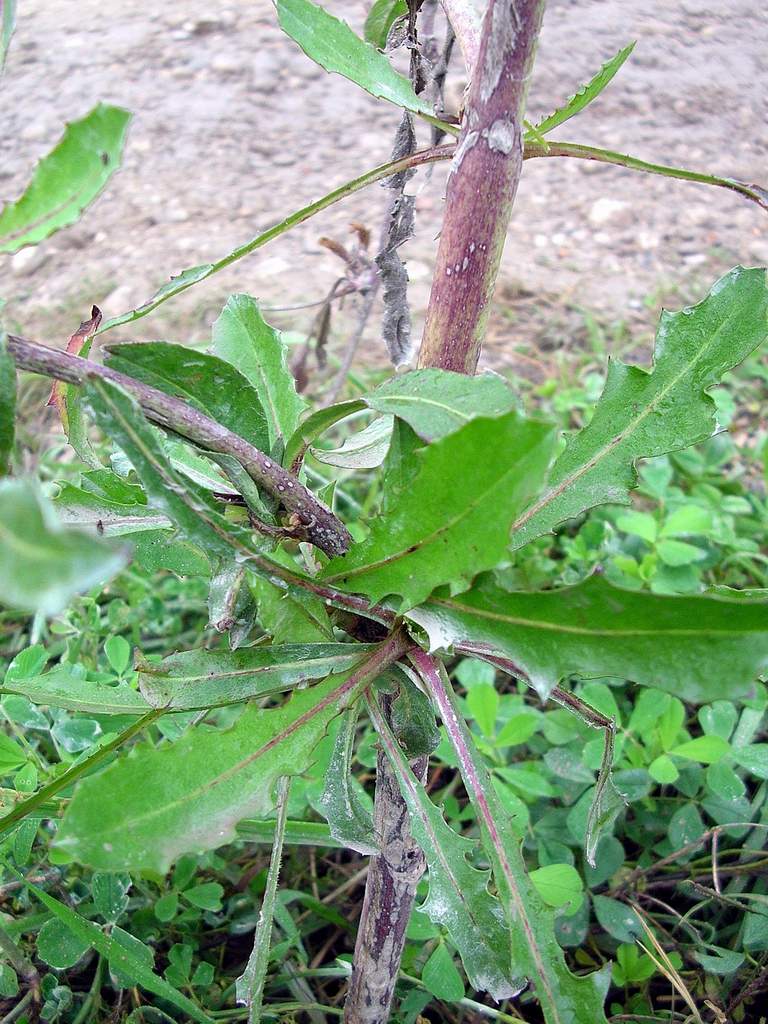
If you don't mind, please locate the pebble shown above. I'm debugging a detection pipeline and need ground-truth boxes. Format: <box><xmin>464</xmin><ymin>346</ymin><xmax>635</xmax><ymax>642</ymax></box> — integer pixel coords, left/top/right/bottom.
<box><xmin>11</xmin><ymin>247</ymin><xmax>49</xmax><ymax>276</ymax></box>
<box><xmin>588</xmin><ymin>198</ymin><xmax>629</xmax><ymax>226</ymax></box>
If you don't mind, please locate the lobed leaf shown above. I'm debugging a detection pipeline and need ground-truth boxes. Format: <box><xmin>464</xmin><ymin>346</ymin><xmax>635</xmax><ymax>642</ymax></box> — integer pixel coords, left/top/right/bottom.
<box><xmin>313</xmin><ymin>415</ymin><xmax>394</xmax><ymax>469</ymax></box>
<box><xmin>369</xmin><ymin>696</ymin><xmax>520</xmax><ymax>999</ymax></box>
<box><xmin>212</xmin><ymin>294</ymin><xmax>306</xmax><ymax>448</ymax></box>
<box><xmin>104</xmin><ymin>341</ymin><xmax>271</xmax><ymax>453</ymax></box>
<box><xmin>321</xmin><ymin>411</ymin><xmax>556</xmax><ymax>610</ymax></box>
<box><xmin>248</xmin><ymin>570</ymin><xmax>334</xmax><ymax>643</ymax></box>
<box><xmin>0</xmin><ymin>104</ymin><xmax>130</xmax><ymax>253</ymax></box>
<box><xmin>317</xmin><ymin>707</ymin><xmax>377</xmax><ymax>854</ymax></box>
<box><xmin>138</xmin><ymin>642</ymin><xmax>375</xmax><ymax>710</ymax></box>
<box><xmin>277</xmin><ymin>0</ymin><xmax>433</xmax><ymax>118</ymax></box>
<box><xmin>510</xmin><ymin>268</ymin><xmax>768</xmax><ymax>551</ymax></box>
<box><xmin>82</xmin><ymin>377</ymin><xmax>257</xmax><ymax>564</ymax></box>
<box><xmin>285</xmin><ymin>368</ymin><xmax>518</xmax><ymax>469</ymax></box>
<box><xmin>55</xmin><ymin>482</ymin><xmax>171</xmax><ymax>536</ymax></box>
<box><xmin>367</xmin><ymin>368</ymin><xmax>520</xmax><ymax>441</ymax></box>
<box><xmin>408</xmin><ymin>652</ymin><xmax>611</xmax><ymax>1024</ymax></box>
<box><xmin>54</xmin><ymin>659</ymin><xmax>382</xmax><ymax>872</ymax></box>
<box><xmin>529</xmin><ymin>42</ymin><xmax>635</xmax><ymax>138</ymax></box>
<box><xmin>0</xmin><ymin>479</ymin><xmax>128</xmax><ymax>616</ymax></box>
<box><xmin>408</xmin><ymin>574</ymin><xmax>768</xmax><ymax>702</ymax></box>
<box><xmin>2</xmin><ymin>669</ymin><xmax>150</xmax><ymax>715</ymax></box>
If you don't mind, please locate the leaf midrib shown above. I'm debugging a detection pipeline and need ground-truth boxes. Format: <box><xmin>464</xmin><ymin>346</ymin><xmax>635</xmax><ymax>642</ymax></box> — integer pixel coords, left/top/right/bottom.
<box><xmin>429</xmin><ymin>595</ymin><xmax>764</xmax><ymax>638</ymax></box>
<box><xmin>510</xmin><ymin>298</ymin><xmax>747</xmax><ymax>536</ymax></box>
<box><xmin>325</xmin><ymin>431</ymin><xmax>548</xmax><ymax>584</ymax></box>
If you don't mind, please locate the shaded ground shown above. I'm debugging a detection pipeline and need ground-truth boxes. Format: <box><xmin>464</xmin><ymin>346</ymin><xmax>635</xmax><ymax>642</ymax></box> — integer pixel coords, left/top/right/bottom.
<box><xmin>2</xmin><ymin>0</ymin><xmax>766</xmax><ymax>373</ymax></box>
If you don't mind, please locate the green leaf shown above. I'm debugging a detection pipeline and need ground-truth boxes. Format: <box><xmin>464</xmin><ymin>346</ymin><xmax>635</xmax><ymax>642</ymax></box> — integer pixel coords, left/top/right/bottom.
<box><xmin>277</xmin><ymin>0</ymin><xmax>433</xmax><ymax>118</ymax></box>
<box><xmin>0</xmin><ymin>963</ymin><xmax>18</xmax><ymax>999</ymax></box>
<box><xmin>92</xmin><ymin>873</ymin><xmax>131</xmax><ymax>923</ymax></box>
<box><xmin>131</xmin><ymin>531</ymin><xmax>210</xmax><ymax>577</ymax></box>
<box><xmin>236</xmin><ymin>776</ymin><xmax>290</xmax><ymax>1020</ymax></box>
<box><xmin>667</xmin><ymin>802</ymin><xmax>705</xmax><ymax>848</ymax></box>
<box><xmin>321</xmin><ymin>412</ymin><xmax>556</xmax><ymax>611</ymax></box>
<box><xmin>421</xmin><ymin>942</ymin><xmax>465</xmax><ymax>1003</ymax></box>
<box><xmin>105</xmin><ymin>636</ymin><xmax>131</xmax><ymax>676</ymax></box>
<box><xmin>366</xmin><ymin>369</ymin><xmax>520</xmax><ymax>442</ymax></box>
<box><xmin>370</xmin><ymin>697</ymin><xmax>520</xmax><ymax>1000</ymax></box>
<box><xmin>410</xmin><ymin>653</ymin><xmax>611</xmax><ymax>1023</ymax></box>
<box><xmin>693</xmin><ymin>947</ymin><xmax>745</xmax><ymax>975</ymax></box>
<box><xmin>248</xmin><ymin>572</ymin><xmax>333</xmax><ymax>643</ymax></box>
<box><xmin>656</xmin><ymin>538</ymin><xmax>706</xmax><ymax>567</ymax></box>
<box><xmin>466</xmin><ymin>684</ymin><xmax>499</xmax><ymax>738</ymax></box>
<box><xmin>316</xmin><ymin>708</ymin><xmax>377</xmax><ymax>854</ymax></box>
<box><xmin>55</xmin><ymin>666</ymin><xmax>372</xmax><ymax>873</ymax></box>
<box><xmin>55</xmin><ymin>481</ymin><xmax>171</xmax><ymax>536</ymax></box>
<box><xmin>0</xmin><ymin>733</ymin><xmax>26</xmax><ymax>773</ymax></box>
<box><xmin>408</xmin><ymin>574</ymin><xmax>768</xmax><ymax>701</ymax></box>
<box><xmin>0</xmin><ymin>479</ymin><xmax>128</xmax><ymax>616</ymax></box>
<box><xmin>731</xmin><ymin>744</ymin><xmax>768</xmax><ymax>779</ymax></box>
<box><xmin>1</xmin><ymin>0</ymin><xmax>16</xmax><ymax>72</ymax></box>
<box><xmin>104</xmin><ymin>342</ymin><xmax>271</xmax><ymax>453</ymax></box>
<box><xmin>612</xmin><ymin>943</ymin><xmax>657</xmax><ymax>985</ymax></box>
<box><xmin>283</xmin><ymin>399</ymin><xmax>365</xmax><ymax>470</ymax></box>
<box><xmin>390</xmin><ymin>669</ymin><xmax>440</xmax><ymax>758</ymax></box>
<box><xmin>648</xmin><ymin>754</ymin><xmax>679</xmax><ymax>784</ymax></box>
<box><xmin>364</xmin><ymin>0</ymin><xmax>407</xmax><ymax>49</ymax></box>
<box><xmin>699</xmin><ymin>701</ymin><xmax>738</xmax><ymax>740</ymax></box>
<box><xmin>529</xmin><ymin>42</ymin><xmax>636</xmax><ymax>137</ymax></box>
<box><xmin>529</xmin><ymin>863</ymin><xmax>584</xmax><ymax>914</ymax></box>
<box><xmin>0</xmin><ymin>333</ymin><xmax>15</xmax><ymax>476</ymax></box>
<box><xmin>495</xmin><ymin>711</ymin><xmax>539</xmax><ymax>748</ymax></box>
<box><xmin>37</xmin><ymin>918</ymin><xmax>91</xmax><ymax>970</ymax></box>
<box><xmin>0</xmin><ymin>104</ymin><xmax>131</xmax><ymax>253</ymax></box>
<box><xmin>592</xmin><ymin>895</ymin><xmax>642</xmax><ymax>943</ymax></box>
<box><xmin>2</xmin><ymin>668</ymin><xmax>150</xmax><ymax>715</ymax></box>
<box><xmin>20</xmin><ymin>874</ymin><xmax>211</xmax><ymax>1022</ymax></box>
<box><xmin>313</xmin><ymin>415</ymin><xmax>393</xmax><ymax>469</ymax></box>
<box><xmin>154</xmin><ymin>892</ymin><xmax>179</xmax><ymax>922</ymax></box>
<box><xmin>183</xmin><ymin>882</ymin><xmax>223</xmax><ymax>911</ymax></box>
<box><xmin>212</xmin><ymin>294</ymin><xmax>306</xmax><ymax>448</ymax></box>
<box><xmin>671</xmin><ymin>735</ymin><xmax>730</xmax><ymax>764</ymax></box>
<box><xmin>82</xmin><ymin>378</ymin><xmax>255</xmax><ymax>563</ymax></box>
<box><xmin>137</xmin><ymin>642</ymin><xmax>374</xmax><ymax>711</ymax></box>
<box><xmin>661</xmin><ymin>505</ymin><xmax>713</xmax><ymax>537</ymax></box>
<box><xmin>510</xmin><ymin>268</ymin><xmax>768</xmax><ymax>551</ymax></box>
<box><xmin>705</xmin><ymin>762</ymin><xmax>745</xmax><ymax>800</ymax></box>
<box><xmin>616</xmin><ymin>510</ymin><xmax>656</xmax><ymax>544</ymax></box>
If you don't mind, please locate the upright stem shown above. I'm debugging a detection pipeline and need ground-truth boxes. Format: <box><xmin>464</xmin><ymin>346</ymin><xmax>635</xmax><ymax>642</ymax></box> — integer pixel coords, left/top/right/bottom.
<box><xmin>419</xmin><ymin>0</ymin><xmax>546</xmax><ymax>373</ymax></box>
<box><xmin>344</xmin><ymin>693</ymin><xmax>428</xmax><ymax>1024</ymax></box>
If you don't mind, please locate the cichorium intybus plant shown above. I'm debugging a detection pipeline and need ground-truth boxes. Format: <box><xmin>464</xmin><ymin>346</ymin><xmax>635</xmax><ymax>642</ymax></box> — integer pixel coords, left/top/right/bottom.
<box><xmin>1</xmin><ymin>1</ymin><xmax>768</xmax><ymax>1022</ymax></box>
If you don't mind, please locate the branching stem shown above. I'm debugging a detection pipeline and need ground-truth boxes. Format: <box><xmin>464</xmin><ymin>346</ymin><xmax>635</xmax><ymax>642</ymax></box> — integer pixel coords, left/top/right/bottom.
<box><xmin>6</xmin><ymin>334</ymin><xmax>351</xmax><ymax>557</ymax></box>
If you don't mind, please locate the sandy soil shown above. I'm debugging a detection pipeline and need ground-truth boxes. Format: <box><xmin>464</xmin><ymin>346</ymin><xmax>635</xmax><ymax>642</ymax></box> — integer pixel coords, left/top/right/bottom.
<box><xmin>2</xmin><ymin>1</ymin><xmax>766</xmax><ymax>369</ymax></box>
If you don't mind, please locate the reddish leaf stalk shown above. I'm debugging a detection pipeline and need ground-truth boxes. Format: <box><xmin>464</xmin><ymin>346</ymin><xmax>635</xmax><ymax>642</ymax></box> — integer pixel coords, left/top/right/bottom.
<box><xmin>418</xmin><ymin>0</ymin><xmax>546</xmax><ymax>373</ymax></box>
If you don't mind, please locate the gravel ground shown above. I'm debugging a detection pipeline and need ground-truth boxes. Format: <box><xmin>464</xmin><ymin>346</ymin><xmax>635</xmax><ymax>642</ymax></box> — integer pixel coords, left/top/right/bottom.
<box><xmin>2</xmin><ymin>0</ymin><xmax>766</xmax><ymax>369</ymax></box>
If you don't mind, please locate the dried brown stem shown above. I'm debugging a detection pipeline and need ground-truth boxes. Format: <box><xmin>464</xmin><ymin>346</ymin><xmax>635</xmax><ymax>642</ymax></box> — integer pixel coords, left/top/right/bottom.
<box><xmin>344</xmin><ymin>691</ymin><xmax>428</xmax><ymax>1024</ymax></box>
<box><xmin>6</xmin><ymin>334</ymin><xmax>351</xmax><ymax>557</ymax></box>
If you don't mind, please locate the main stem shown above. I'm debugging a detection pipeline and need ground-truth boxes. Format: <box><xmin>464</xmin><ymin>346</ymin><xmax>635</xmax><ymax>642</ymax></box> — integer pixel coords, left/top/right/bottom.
<box><xmin>344</xmin><ymin>4</ymin><xmax>545</xmax><ymax>1022</ymax></box>
<box><xmin>419</xmin><ymin>0</ymin><xmax>546</xmax><ymax>373</ymax></box>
